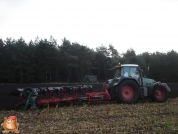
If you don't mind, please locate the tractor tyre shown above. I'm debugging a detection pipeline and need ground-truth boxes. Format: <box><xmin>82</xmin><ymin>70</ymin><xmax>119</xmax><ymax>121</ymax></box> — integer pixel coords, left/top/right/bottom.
<box><xmin>22</xmin><ymin>87</ymin><xmax>34</xmax><ymax>99</ymax></box>
<box><xmin>151</xmin><ymin>84</ymin><xmax>168</xmax><ymax>102</ymax></box>
<box><xmin>115</xmin><ymin>80</ymin><xmax>140</xmax><ymax>104</ymax></box>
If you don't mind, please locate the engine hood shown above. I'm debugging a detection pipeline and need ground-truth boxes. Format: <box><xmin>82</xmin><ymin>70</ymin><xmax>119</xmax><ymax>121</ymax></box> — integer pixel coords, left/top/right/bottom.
<box><xmin>142</xmin><ymin>77</ymin><xmax>156</xmax><ymax>87</ymax></box>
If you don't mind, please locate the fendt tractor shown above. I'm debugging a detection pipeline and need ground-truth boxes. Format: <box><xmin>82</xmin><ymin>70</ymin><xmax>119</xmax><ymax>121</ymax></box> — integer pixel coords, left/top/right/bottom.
<box><xmin>10</xmin><ymin>63</ymin><xmax>171</xmax><ymax>110</ymax></box>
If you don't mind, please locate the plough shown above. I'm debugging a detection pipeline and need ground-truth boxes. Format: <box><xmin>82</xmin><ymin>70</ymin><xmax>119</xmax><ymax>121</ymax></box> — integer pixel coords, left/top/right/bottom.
<box><xmin>10</xmin><ymin>83</ymin><xmax>110</xmax><ymax>110</ymax></box>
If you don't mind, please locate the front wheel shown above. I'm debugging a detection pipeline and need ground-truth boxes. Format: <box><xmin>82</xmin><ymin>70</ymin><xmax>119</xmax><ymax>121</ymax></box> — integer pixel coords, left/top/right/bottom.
<box><xmin>151</xmin><ymin>85</ymin><xmax>168</xmax><ymax>102</ymax></box>
<box><xmin>115</xmin><ymin>80</ymin><xmax>140</xmax><ymax>104</ymax></box>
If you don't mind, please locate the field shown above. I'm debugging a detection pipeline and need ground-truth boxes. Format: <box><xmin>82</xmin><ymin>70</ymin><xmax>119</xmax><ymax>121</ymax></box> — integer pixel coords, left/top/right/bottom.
<box><xmin>1</xmin><ymin>98</ymin><xmax>178</xmax><ymax>134</ymax></box>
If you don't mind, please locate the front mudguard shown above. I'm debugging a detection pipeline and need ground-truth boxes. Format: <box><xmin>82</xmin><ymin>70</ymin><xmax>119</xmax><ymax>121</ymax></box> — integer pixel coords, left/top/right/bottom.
<box><xmin>161</xmin><ymin>83</ymin><xmax>171</xmax><ymax>92</ymax></box>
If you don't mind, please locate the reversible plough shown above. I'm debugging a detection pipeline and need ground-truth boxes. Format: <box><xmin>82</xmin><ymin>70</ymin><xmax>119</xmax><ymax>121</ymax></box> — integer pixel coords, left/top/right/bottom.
<box><xmin>10</xmin><ymin>84</ymin><xmax>110</xmax><ymax>110</ymax></box>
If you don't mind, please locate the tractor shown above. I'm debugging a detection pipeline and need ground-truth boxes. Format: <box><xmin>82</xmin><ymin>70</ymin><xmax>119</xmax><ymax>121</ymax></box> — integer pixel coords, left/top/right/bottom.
<box><xmin>9</xmin><ymin>63</ymin><xmax>171</xmax><ymax>110</ymax></box>
<box><xmin>107</xmin><ymin>63</ymin><xmax>171</xmax><ymax>103</ymax></box>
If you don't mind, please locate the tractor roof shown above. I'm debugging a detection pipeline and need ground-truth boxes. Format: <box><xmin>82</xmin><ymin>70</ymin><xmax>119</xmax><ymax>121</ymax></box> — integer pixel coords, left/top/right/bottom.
<box><xmin>121</xmin><ymin>64</ymin><xmax>138</xmax><ymax>67</ymax></box>
<box><xmin>108</xmin><ymin>64</ymin><xmax>139</xmax><ymax>70</ymax></box>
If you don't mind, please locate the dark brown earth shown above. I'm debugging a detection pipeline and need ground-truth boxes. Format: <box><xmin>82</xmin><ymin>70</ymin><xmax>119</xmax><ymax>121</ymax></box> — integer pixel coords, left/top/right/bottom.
<box><xmin>0</xmin><ymin>83</ymin><xmax>178</xmax><ymax>110</ymax></box>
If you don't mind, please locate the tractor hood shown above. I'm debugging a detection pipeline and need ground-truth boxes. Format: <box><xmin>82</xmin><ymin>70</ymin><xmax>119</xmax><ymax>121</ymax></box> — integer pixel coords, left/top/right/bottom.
<box><xmin>142</xmin><ymin>77</ymin><xmax>156</xmax><ymax>87</ymax></box>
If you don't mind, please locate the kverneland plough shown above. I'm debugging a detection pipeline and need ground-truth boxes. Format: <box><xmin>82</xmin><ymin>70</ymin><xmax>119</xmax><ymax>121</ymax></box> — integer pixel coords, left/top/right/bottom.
<box><xmin>10</xmin><ymin>84</ymin><xmax>110</xmax><ymax>110</ymax></box>
<box><xmin>10</xmin><ymin>63</ymin><xmax>171</xmax><ymax>110</ymax></box>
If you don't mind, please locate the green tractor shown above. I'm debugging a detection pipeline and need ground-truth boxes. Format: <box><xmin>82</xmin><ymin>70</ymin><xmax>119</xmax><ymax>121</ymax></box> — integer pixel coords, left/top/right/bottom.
<box><xmin>107</xmin><ymin>63</ymin><xmax>171</xmax><ymax>103</ymax></box>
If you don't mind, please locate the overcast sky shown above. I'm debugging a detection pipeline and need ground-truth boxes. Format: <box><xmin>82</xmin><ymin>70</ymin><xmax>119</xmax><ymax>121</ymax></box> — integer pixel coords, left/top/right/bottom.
<box><xmin>0</xmin><ymin>0</ymin><xmax>178</xmax><ymax>54</ymax></box>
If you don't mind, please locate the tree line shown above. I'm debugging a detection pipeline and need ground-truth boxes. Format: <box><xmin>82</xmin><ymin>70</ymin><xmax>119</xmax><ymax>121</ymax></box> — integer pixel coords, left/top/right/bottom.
<box><xmin>0</xmin><ymin>37</ymin><xmax>178</xmax><ymax>84</ymax></box>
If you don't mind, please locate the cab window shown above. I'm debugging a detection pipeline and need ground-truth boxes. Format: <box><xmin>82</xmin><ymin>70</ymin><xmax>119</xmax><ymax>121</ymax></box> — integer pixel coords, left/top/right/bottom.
<box><xmin>130</xmin><ymin>67</ymin><xmax>139</xmax><ymax>79</ymax></box>
<box><xmin>121</xmin><ymin>67</ymin><xmax>129</xmax><ymax>77</ymax></box>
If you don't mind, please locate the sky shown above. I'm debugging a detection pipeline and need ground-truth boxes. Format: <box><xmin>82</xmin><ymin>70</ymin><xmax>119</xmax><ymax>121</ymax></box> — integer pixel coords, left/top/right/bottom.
<box><xmin>0</xmin><ymin>0</ymin><xmax>178</xmax><ymax>55</ymax></box>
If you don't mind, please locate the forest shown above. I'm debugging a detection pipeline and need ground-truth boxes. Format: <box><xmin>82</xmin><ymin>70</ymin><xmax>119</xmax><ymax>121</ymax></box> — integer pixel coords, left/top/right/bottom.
<box><xmin>0</xmin><ymin>37</ymin><xmax>178</xmax><ymax>84</ymax></box>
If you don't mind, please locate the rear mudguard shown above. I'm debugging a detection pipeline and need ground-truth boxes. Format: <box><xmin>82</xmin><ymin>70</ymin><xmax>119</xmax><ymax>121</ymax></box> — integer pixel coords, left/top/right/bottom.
<box><xmin>113</xmin><ymin>77</ymin><xmax>141</xmax><ymax>87</ymax></box>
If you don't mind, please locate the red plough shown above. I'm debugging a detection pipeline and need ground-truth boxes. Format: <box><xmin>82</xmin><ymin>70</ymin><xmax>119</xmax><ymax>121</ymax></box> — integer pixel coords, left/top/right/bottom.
<box><xmin>10</xmin><ymin>83</ymin><xmax>110</xmax><ymax>110</ymax></box>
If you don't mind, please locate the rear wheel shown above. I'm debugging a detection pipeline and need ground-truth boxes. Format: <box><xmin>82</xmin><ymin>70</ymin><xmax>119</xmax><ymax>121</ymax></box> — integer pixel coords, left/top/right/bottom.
<box><xmin>151</xmin><ymin>85</ymin><xmax>168</xmax><ymax>102</ymax></box>
<box><xmin>115</xmin><ymin>80</ymin><xmax>140</xmax><ymax>103</ymax></box>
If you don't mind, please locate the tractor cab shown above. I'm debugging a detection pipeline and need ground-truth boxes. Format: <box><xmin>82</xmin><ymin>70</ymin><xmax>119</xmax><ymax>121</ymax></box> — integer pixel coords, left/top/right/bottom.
<box><xmin>111</xmin><ymin>63</ymin><xmax>156</xmax><ymax>88</ymax></box>
<box><xmin>114</xmin><ymin>64</ymin><xmax>141</xmax><ymax>79</ymax></box>
<box><xmin>107</xmin><ymin>64</ymin><xmax>141</xmax><ymax>88</ymax></box>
